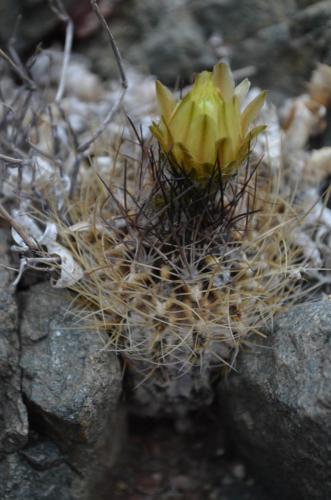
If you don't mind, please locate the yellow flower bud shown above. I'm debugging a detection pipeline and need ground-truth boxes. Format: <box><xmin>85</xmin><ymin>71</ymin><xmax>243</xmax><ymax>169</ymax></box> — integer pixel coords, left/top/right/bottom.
<box><xmin>150</xmin><ymin>63</ymin><xmax>267</xmax><ymax>183</ymax></box>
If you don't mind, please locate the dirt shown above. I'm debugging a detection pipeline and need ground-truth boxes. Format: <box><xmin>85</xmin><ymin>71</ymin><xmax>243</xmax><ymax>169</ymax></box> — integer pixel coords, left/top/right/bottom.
<box><xmin>107</xmin><ymin>407</ymin><xmax>271</xmax><ymax>500</ymax></box>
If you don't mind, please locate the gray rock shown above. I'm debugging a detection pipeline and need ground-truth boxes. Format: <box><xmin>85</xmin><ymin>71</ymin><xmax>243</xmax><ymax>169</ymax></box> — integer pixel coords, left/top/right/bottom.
<box><xmin>218</xmin><ymin>302</ymin><xmax>331</xmax><ymax>500</ymax></box>
<box><xmin>0</xmin><ymin>440</ymin><xmax>73</xmax><ymax>500</ymax></box>
<box><xmin>210</xmin><ymin>0</ymin><xmax>331</xmax><ymax>94</ymax></box>
<box><xmin>0</xmin><ymin>228</ymin><xmax>28</xmax><ymax>457</ymax></box>
<box><xmin>2</xmin><ymin>0</ymin><xmax>331</xmax><ymax>96</ymax></box>
<box><xmin>15</xmin><ymin>281</ymin><xmax>123</xmax><ymax>499</ymax></box>
<box><xmin>231</xmin><ymin>22</ymin><xmax>297</xmax><ymax>93</ymax></box>
<box><xmin>20</xmin><ymin>433</ymin><xmax>64</xmax><ymax>471</ymax></box>
<box><xmin>2</xmin><ymin>0</ymin><xmax>330</xmax><ymax>95</ymax></box>
<box><xmin>127</xmin><ymin>4</ymin><xmax>215</xmax><ymax>85</ymax></box>
<box><xmin>289</xmin><ymin>0</ymin><xmax>331</xmax><ymax>68</ymax></box>
<box><xmin>81</xmin><ymin>0</ymin><xmax>215</xmax><ymax>85</ymax></box>
<box><xmin>191</xmin><ymin>0</ymin><xmax>299</xmax><ymax>41</ymax></box>
<box><xmin>78</xmin><ymin>0</ymin><xmax>331</xmax><ymax>93</ymax></box>
<box><xmin>0</xmin><ymin>0</ymin><xmax>74</xmax><ymax>51</ymax></box>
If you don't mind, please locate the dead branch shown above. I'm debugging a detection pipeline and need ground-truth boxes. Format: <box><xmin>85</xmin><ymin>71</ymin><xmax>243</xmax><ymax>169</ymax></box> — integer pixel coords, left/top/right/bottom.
<box><xmin>12</xmin><ymin>256</ymin><xmax>59</xmax><ymax>287</ymax></box>
<box><xmin>77</xmin><ymin>88</ymin><xmax>126</xmax><ymax>154</ymax></box>
<box><xmin>0</xmin><ymin>49</ymin><xmax>37</xmax><ymax>91</ymax></box>
<box><xmin>0</xmin><ymin>153</ymin><xmax>25</xmax><ymax>165</ymax></box>
<box><xmin>49</xmin><ymin>0</ymin><xmax>74</xmax><ymax>103</ymax></box>
<box><xmin>90</xmin><ymin>0</ymin><xmax>127</xmax><ymax>89</ymax></box>
<box><xmin>0</xmin><ymin>203</ymin><xmax>37</xmax><ymax>249</ymax></box>
<box><xmin>5</xmin><ymin>15</ymin><xmax>39</xmax><ymax>94</ymax></box>
<box><xmin>69</xmin><ymin>154</ymin><xmax>83</xmax><ymax>199</ymax></box>
<box><xmin>76</xmin><ymin>0</ymin><xmax>128</xmax><ymax>155</ymax></box>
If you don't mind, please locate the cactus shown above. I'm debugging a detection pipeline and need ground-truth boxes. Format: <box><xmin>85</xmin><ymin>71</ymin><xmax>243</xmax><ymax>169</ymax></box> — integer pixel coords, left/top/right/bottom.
<box><xmin>51</xmin><ymin>64</ymin><xmax>303</xmax><ymax>414</ymax></box>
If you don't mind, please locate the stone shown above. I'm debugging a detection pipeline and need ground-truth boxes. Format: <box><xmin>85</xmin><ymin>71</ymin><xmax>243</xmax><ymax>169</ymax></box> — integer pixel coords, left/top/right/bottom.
<box><xmin>14</xmin><ymin>281</ymin><xmax>123</xmax><ymax>499</ymax></box>
<box><xmin>218</xmin><ymin>301</ymin><xmax>331</xmax><ymax>500</ymax></box>
<box><xmin>20</xmin><ymin>433</ymin><xmax>63</xmax><ymax>471</ymax></box>
<box><xmin>191</xmin><ymin>0</ymin><xmax>299</xmax><ymax>41</ymax></box>
<box><xmin>80</xmin><ymin>0</ymin><xmax>215</xmax><ymax>85</ymax></box>
<box><xmin>0</xmin><ymin>0</ymin><xmax>74</xmax><ymax>51</ymax></box>
<box><xmin>231</xmin><ymin>23</ymin><xmax>297</xmax><ymax>94</ymax></box>
<box><xmin>0</xmin><ymin>441</ymin><xmax>73</xmax><ymax>500</ymax></box>
<box><xmin>0</xmin><ymin>228</ymin><xmax>28</xmax><ymax>458</ymax></box>
<box><xmin>74</xmin><ymin>0</ymin><xmax>331</xmax><ymax>94</ymax></box>
<box><xmin>127</xmin><ymin>5</ymin><xmax>215</xmax><ymax>85</ymax></box>
<box><xmin>181</xmin><ymin>0</ymin><xmax>331</xmax><ymax>95</ymax></box>
<box><xmin>2</xmin><ymin>0</ymin><xmax>331</xmax><ymax>96</ymax></box>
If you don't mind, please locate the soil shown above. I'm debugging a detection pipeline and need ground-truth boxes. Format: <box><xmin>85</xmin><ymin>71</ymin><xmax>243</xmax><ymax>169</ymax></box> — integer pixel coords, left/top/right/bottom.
<box><xmin>108</xmin><ymin>406</ymin><xmax>271</xmax><ymax>500</ymax></box>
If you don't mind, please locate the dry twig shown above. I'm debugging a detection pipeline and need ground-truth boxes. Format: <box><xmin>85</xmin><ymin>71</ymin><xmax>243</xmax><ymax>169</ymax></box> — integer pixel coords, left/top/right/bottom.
<box><xmin>0</xmin><ymin>49</ymin><xmax>36</xmax><ymax>91</ymax></box>
<box><xmin>49</xmin><ymin>0</ymin><xmax>74</xmax><ymax>103</ymax></box>
<box><xmin>0</xmin><ymin>153</ymin><xmax>25</xmax><ymax>165</ymax></box>
<box><xmin>90</xmin><ymin>0</ymin><xmax>127</xmax><ymax>89</ymax></box>
<box><xmin>0</xmin><ymin>203</ymin><xmax>37</xmax><ymax>249</ymax></box>
<box><xmin>76</xmin><ymin>0</ymin><xmax>128</xmax><ymax>155</ymax></box>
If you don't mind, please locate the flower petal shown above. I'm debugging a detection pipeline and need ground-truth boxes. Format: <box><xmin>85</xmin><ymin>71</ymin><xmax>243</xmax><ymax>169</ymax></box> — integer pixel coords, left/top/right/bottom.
<box><xmin>192</xmin><ymin>71</ymin><xmax>213</xmax><ymax>94</ymax></box>
<box><xmin>246</xmin><ymin>124</ymin><xmax>267</xmax><ymax>141</ymax></box>
<box><xmin>155</xmin><ymin>80</ymin><xmax>176</xmax><ymax>122</ymax></box>
<box><xmin>241</xmin><ymin>91</ymin><xmax>267</xmax><ymax>134</ymax></box>
<box><xmin>236</xmin><ymin>126</ymin><xmax>266</xmax><ymax>163</ymax></box>
<box><xmin>150</xmin><ymin>118</ymin><xmax>174</xmax><ymax>152</ymax></box>
<box><xmin>234</xmin><ymin>78</ymin><xmax>251</xmax><ymax>104</ymax></box>
<box><xmin>217</xmin><ymin>137</ymin><xmax>233</xmax><ymax>167</ymax></box>
<box><xmin>223</xmin><ymin>96</ymin><xmax>241</xmax><ymax>152</ymax></box>
<box><xmin>169</xmin><ymin>99</ymin><xmax>197</xmax><ymax>145</ymax></box>
<box><xmin>187</xmin><ymin>113</ymin><xmax>217</xmax><ymax>165</ymax></box>
<box><xmin>212</xmin><ymin>63</ymin><xmax>235</xmax><ymax>101</ymax></box>
<box><xmin>172</xmin><ymin>142</ymin><xmax>195</xmax><ymax>170</ymax></box>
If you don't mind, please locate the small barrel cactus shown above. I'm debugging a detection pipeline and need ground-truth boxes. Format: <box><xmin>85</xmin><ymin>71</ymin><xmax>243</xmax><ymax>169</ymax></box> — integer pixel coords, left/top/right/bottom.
<box><xmin>54</xmin><ymin>64</ymin><xmax>301</xmax><ymax>416</ymax></box>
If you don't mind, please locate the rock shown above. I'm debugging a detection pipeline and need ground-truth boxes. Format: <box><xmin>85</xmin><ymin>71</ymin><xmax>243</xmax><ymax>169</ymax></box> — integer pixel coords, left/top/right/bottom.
<box><xmin>127</xmin><ymin>5</ymin><xmax>215</xmax><ymax>85</ymax></box>
<box><xmin>76</xmin><ymin>0</ymin><xmax>331</xmax><ymax>94</ymax></box>
<box><xmin>2</xmin><ymin>0</ymin><xmax>330</xmax><ymax>95</ymax></box>
<box><xmin>197</xmin><ymin>0</ymin><xmax>331</xmax><ymax>95</ymax></box>
<box><xmin>191</xmin><ymin>0</ymin><xmax>299</xmax><ymax>42</ymax></box>
<box><xmin>1</xmin><ymin>0</ymin><xmax>331</xmax><ymax>96</ymax></box>
<box><xmin>231</xmin><ymin>22</ymin><xmax>296</xmax><ymax>94</ymax></box>
<box><xmin>218</xmin><ymin>302</ymin><xmax>331</xmax><ymax>500</ymax></box>
<box><xmin>20</xmin><ymin>433</ymin><xmax>64</xmax><ymax>471</ymax></box>
<box><xmin>80</xmin><ymin>0</ymin><xmax>215</xmax><ymax>85</ymax></box>
<box><xmin>9</xmin><ymin>281</ymin><xmax>124</xmax><ymax>499</ymax></box>
<box><xmin>0</xmin><ymin>435</ymin><xmax>73</xmax><ymax>500</ymax></box>
<box><xmin>289</xmin><ymin>1</ymin><xmax>331</xmax><ymax>72</ymax></box>
<box><xmin>0</xmin><ymin>228</ymin><xmax>28</xmax><ymax>458</ymax></box>
<box><xmin>0</xmin><ymin>0</ymin><xmax>74</xmax><ymax>51</ymax></box>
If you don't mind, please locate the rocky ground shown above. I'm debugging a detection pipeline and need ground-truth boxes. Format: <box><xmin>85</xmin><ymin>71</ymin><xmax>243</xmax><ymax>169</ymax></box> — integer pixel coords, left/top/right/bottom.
<box><xmin>108</xmin><ymin>412</ymin><xmax>269</xmax><ymax>500</ymax></box>
<box><xmin>1</xmin><ymin>0</ymin><xmax>331</xmax><ymax>96</ymax></box>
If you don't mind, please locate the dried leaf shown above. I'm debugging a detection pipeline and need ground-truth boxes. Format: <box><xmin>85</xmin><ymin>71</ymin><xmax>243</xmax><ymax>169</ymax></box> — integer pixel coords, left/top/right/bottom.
<box><xmin>281</xmin><ymin>96</ymin><xmax>326</xmax><ymax>150</ymax></box>
<box><xmin>309</xmin><ymin>63</ymin><xmax>331</xmax><ymax>107</ymax></box>
<box><xmin>255</xmin><ymin>102</ymin><xmax>283</xmax><ymax>173</ymax></box>
<box><xmin>10</xmin><ymin>210</ymin><xmax>83</xmax><ymax>287</ymax></box>
<box><xmin>11</xmin><ymin>211</ymin><xmax>43</xmax><ymax>249</ymax></box>
<box><xmin>304</xmin><ymin>147</ymin><xmax>331</xmax><ymax>185</ymax></box>
<box><xmin>48</xmin><ymin>242</ymin><xmax>84</xmax><ymax>288</ymax></box>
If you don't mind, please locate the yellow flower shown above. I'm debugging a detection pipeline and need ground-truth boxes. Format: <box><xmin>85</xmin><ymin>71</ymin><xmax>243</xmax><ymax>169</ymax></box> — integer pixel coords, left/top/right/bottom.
<box><xmin>150</xmin><ymin>63</ymin><xmax>266</xmax><ymax>182</ymax></box>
